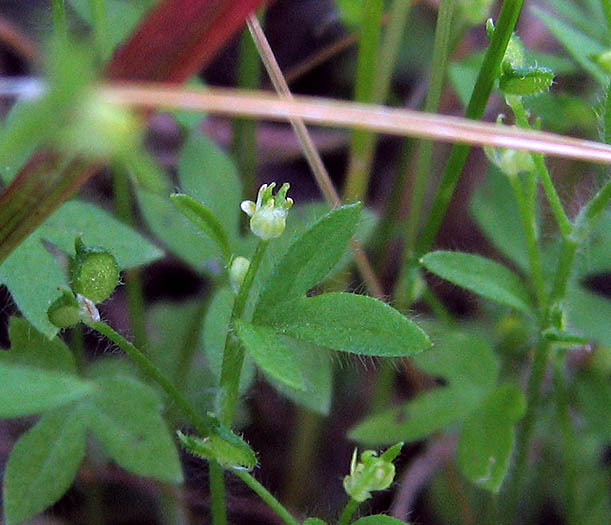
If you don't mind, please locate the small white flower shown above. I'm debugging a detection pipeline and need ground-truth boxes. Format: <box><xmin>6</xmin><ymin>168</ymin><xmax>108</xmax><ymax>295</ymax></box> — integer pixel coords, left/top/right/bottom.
<box><xmin>241</xmin><ymin>183</ymin><xmax>293</xmax><ymax>240</ymax></box>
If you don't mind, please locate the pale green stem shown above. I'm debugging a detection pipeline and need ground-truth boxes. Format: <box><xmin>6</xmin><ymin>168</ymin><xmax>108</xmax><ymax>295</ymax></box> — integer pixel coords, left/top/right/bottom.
<box><xmin>338</xmin><ymin>498</ymin><xmax>360</xmax><ymax>525</ymax></box>
<box><xmin>51</xmin><ymin>0</ymin><xmax>68</xmax><ymax>40</ymax></box>
<box><xmin>403</xmin><ymin>0</ymin><xmax>457</xmax><ymax>257</ymax></box>
<box><xmin>219</xmin><ymin>240</ymin><xmax>269</xmax><ymax>424</ymax></box>
<box><xmin>232</xmin><ymin>469</ymin><xmax>299</xmax><ymax>525</ymax></box>
<box><xmin>507</xmin><ymin>96</ymin><xmax>573</xmax><ymax>240</ymax></box>
<box><xmin>343</xmin><ymin>0</ymin><xmax>385</xmax><ymax>202</ymax></box>
<box><xmin>209</xmin><ymin>462</ymin><xmax>228</xmax><ymax>525</ymax></box>
<box><xmin>87</xmin><ymin>0</ymin><xmax>109</xmax><ymax>62</ymax></box>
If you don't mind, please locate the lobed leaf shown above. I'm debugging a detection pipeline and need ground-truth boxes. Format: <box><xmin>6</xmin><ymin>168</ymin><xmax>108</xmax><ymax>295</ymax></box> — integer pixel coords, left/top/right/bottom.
<box><xmin>421</xmin><ymin>251</ymin><xmax>534</xmax><ymax>314</ymax></box>
<box><xmin>3</xmin><ymin>406</ymin><xmax>87</xmax><ymax>525</ymax></box>
<box><xmin>264</xmin><ymin>293</ymin><xmax>431</xmax><ymax>357</ymax></box>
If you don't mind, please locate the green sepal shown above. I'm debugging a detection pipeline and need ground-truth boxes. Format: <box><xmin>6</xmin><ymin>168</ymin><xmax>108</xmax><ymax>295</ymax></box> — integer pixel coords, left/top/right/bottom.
<box><xmin>499</xmin><ymin>64</ymin><xmax>554</xmax><ymax>96</ymax></box>
<box><xmin>47</xmin><ymin>288</ymin><xmax>81</xmax><ymax>329</ymax></box>
<box><xmin>177</xmin><ymin>429</ymin><xmax>257</xmax><ymax>471</ymax></box>
<box><xmin>70</xmin><ymin>237</ymin><xmax>120</xmax><ymax>304</ymax></box>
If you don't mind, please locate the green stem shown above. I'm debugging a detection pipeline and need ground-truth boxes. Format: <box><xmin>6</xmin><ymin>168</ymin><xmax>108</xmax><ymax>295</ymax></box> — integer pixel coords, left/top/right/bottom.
<box><xmin>553</xmin><ymin>356</ymin><xmax>578</xmax><ymax>525</ymax></box>
<box><xmin>343</xmin><ymin>0</ymin><xmax>385</xmax><ymax>202</ymax></box>
<box><xmin>209</xmin><ymin>462</ymin><xmax>228</xmax><ymax>525</ymax></box>
<box><xmin>507</xmin><ymin>338</ymin><xmax>552</xmax><ymax>516</ymax></box>
<box><xmin>508</xmin><ymin>173</ymin><xmax>546</xmax><ymax>309</ymax></box>
<box><xmin>403</xmin><ymin>0</ymin><xmax>457</xmax><ymax>257</ymax></box>
<box><xmin>283</xmin><ymin>408</ymin><xmax>323</xmax><ymax>508</ymax></box>
<box><xmin>507</xmin><ymin>96</ymin><xmax>573</xmax><ymax>240</ymax></box>
<box><xmin>51</xmin><ymin>0</ymin><xmax>68</xmax><ymax>40</ymax></box>
<box><xmin>338</xmin><ymin>498</ymin><xmax>360</xmax><ymax>525</ymax></box>
<box><xmin>112</xmin><ymin>165</ymin><xmax>148</xmax><ymax>349</ymax></box>
<box><xmin>369</xmin><ymin>360</ymin><xmax>396</xmax><ymax>413</ymax></box>
<box><xmin>87</xmin><ymin>0</ymin><xmax>109</xmax><ymax>62</ymax></box>
<box><xmin>415</xmin><ymin>0</ymin><xmax>525</xmax><ymax>256</ymax></box>
<box><xmin>602</xmin><ymin>0</ymin><xmax>611</xmax><ymax>32</ymax></box>
<box><xmin>232</xmin><ymin>469</ymin><xmax>299</xmax><ymax>525</ymax></box>
<box><xmin>233</xmin><ymin>24</ymin><xmax>262</xmax><ymax>200</ymax></box>
<box><xmin>87</xmin><ymin>320</ymin><xmax>218</xmax><ymax>437</ymax></box>
<box><xmin>374</xmin><ymin>0</ymin><xmax>414</xmax><ymax>104</ymax></box>
<box><xmin>219</xmin><ymin>239</ymin><xmax>269</xmax><ymax>424</ymax></box>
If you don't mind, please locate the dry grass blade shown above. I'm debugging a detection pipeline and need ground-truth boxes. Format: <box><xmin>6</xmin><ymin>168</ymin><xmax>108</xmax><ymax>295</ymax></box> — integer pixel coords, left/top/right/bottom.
<box><xmin>102</xmin><ymin>85</ymin><xmax>611</xmax><ymax>165</ymax></box>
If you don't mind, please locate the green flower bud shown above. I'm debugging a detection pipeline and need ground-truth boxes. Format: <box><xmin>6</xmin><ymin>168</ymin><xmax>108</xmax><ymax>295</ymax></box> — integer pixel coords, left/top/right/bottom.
<box><xmin>229</xmin><ymin>256</ymin><xmax>250</xmax><ymax>294</ymax></box>
<box><xmin>343</xmin><ymin>443</ymin><xmax>403</xmax><ymax>502</ymax></box>
<box><xmin>177</xmin><ymin>430</ymin><xmax>257</xmax><ymax>470</ymax></box>
<box><xmin>241</xmin><ymin>183</ymin><xmax>293</xmax><ymax>240</ymax></box>
<box><xmin>48</xmin><ymin>288</ymin><xmax>81</xmax><ymax>328</ymax></box>
<box><xmin>486</xmin><ymin>19</ymin><xmax>526</xmax><ymax>71</ymax></box>
<box><xmin>70</xmin><ymin>237</ymin><xmax>120</xmax><ymax>304</ymax></box>
<box><xmin>484</xmin><ymin>115</ymin><xmax>535</xmax><ymax>177</ymax></box>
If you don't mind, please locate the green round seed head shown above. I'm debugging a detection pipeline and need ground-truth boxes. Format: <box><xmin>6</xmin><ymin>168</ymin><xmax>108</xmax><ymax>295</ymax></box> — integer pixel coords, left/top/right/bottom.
<box><xmin>48</xmin><ymin>290</ymin><xmax>81</xmax><ymax>328</ymax></box>
<box><xmin>70</xmin><ymin>241</ymin><xmax>120</xmax><ymax>304</ymax></box>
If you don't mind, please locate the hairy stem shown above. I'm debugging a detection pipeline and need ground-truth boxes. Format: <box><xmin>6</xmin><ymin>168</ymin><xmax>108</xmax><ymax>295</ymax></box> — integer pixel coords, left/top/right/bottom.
<box><xmin>232</xmin><ymin>469</ymin><xmax>299</xmax><ymax>525</ymax></box>
<box><xmin>338</xmin><ymin>498</ymin><xmax>360</xmax><ymax>525</ymax></box>
<box><xmin>219</xmin><ymin>239</ymin><xmax>268</xmax><ymax>424</ymax></box>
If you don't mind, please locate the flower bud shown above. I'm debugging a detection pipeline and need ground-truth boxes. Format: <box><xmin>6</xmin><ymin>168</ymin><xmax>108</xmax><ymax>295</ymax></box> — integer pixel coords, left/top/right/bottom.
<box><xmin>48</xmin><ymin>288</ymin><xmax>81</xmax><ymax>329</ymax></box>
<box><xmin>343</xmin><ymin>443</ymin><xmax>402</xmax><ymax>502</ymax></box>
<box><xmin>241</xmin><ymin>183</ymin><xmax>293</xmax><ymax>240</ymax></box>
<box><xmin>229</xmin><ymin>256</ymin><xmax>250</xmax><ymax>294</ymax></box>
<box><xmin>70</xmin><ymin>237</ymin><xmax>120</xmax><ymax>304</ymax></box>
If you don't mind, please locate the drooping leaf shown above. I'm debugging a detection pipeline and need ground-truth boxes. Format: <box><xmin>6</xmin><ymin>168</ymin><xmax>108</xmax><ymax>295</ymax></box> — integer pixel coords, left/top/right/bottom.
<box><xmin>254</xmin><ymin>204</ymin><xmax>362</xmax><ymax>322</ymax></box>
<box><xmin>267</xmin><ymin>338</ymin><xmax>333</xmax><ymax>415</ymax></box>
<box><xmin>421</xmin><ymin>251</ymin><xmax>534</xmax><ymax>314</ymax></box>
<box><xmin>457</xmin><ymin>384</ymin><xmax>526</xmax><ymax>493</ymax></box>
<box><xmin>202</xmin><ymin>287</ymin><xmax>255</xmax><ymax>393</ymax></box>
<box><xmin>0</xmin><ymin>317</ymin><xmax>76</xmax><ymax>373</ymax></box>
<box><xmin>3</xmin><ymin>406</ymin><xmax>87</xmax><ymax>525</ymax></box>
<box><xmin>235</xmin><ymin>320</ymin><xmax>305</xmax><ymax>391</ymax></box>
<box><xmin>0</xmin><ymin>200</ymin><xmax>163</xmax><ymax>338</ymax></box>
<box><xmin>82</xmin><ymin>376</ymin><xmax>183</xmax><ymax>483</ymax></box>
<box><xmin>170</xmin><ymin>193</ymin><xmax>232</xmax><ymax>262</ymax></box>
<box><xmin>264</xmin><ymin>293</ymin><xmax>431</xmax><ymax>357</ymax></box>
<box><xmin>0</xmin><ymin>362</ymin><xmax>92</xmax><ymax>418</ymax></box>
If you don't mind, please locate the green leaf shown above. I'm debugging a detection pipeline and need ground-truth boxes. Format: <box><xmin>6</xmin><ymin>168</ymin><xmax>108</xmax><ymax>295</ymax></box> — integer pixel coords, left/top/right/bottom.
<box><xmin>235</xmin><ymin>321</ymin><xmax>305</xmax><ymax>391</ymax></box>
<box><xmin>0</xmin><ymin>200</ymin><xmax>163</xmax><ymax>338</ymax></box>
<box><xmin>565</xmin><ymin>284</ymin><xmax>611</xmax><ymax>346</ymax></box>
<box><xmin>577</xmin><ymin>371</ymin><xmax>611</xmax><ymax>440</ymax></box>
<box><xmin>471</xmin><ymin>168</ymin><xmax>528</xmax><ymax>271</ymax></box>
<box><xmin>264</xmin><ymin>293</ymin><xmax>431</xmax><ymax>357</ymax></box>
<box><xmin>457</xmin><ymin>384</ymin><xmax>526</xmax><ymax>493</ymax></box>
<box><xmin>83</xmin><ymin>376</ymin><xmax>183</xmax><ymax>483</ymax></box>
<box><xmin>137</xmin><ymin>131</ymin><xmax>241</xmax><ymax>272</ymax></box>
<box><xmin>267</xmin><ymin>339</ymin><xmax>333</xmax><ymax>415</ymax></box>
<box><xmin>350</xmin><ymin>331</ymin><xmax>497</xmax><ymax>445</ymax></box>
<box><xmin>353</xmin><ymin>516</ymin><xmax>409</xmax><ymax>525</ymax></box>
<box><xmin>202</xmin><ymin>287</ymin><xmax>256</xmax><ymax>393</ymax></box>
<box><xmin>499</xmin><ymin>65</ymin><xmax>554</xmax><ymax>96</ymax></box>
<box><xmin>254</xmin><ymin>204</ymin><xmax>362</xmax><ymax>322</ymax></box>
<box><xmin>0</xmin><ymin>362</ymin><xmax>92</xmax><ymax>418</ymax></box>
<box><xmin>303</xmin><ymin>519</ymin><xmax>328</xmax><ymax>525</ymax></box>
<box><xmin>3</xmin><ymin>406</ymin><xmax>87</xmax><ymax>525</ymax></box>
<box><xmin>349</xmin><ymin>386</ymin><xmax>477</xmax><ymax>446</ymax></box>
<box><xmin>414</xmin><ymin>331</ymin><xmax>499</xmax><ymax>393</ymax></box>
<box><xmin>421</xmin><ymin>251</ymin><xmax>533</xmax><ymax>313</ymax></box>
<box><xmin>67</xmin><ymin>0</ymin><xmax>155</xmax><ymax>56</ymax></box>
<box><xmin>0</xmin><ymin>317</ymin><xmax>76</xmax><ymax>373</ymax></box>
<box><xmin>170</xmin><ymin>193</ymin><xmax>231</xmax><ymax>262</ymax></box>
<box><xmin>532</xmin><ymin>5</ymin><xmax>608</xmax><ymax>85</ymax></box>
